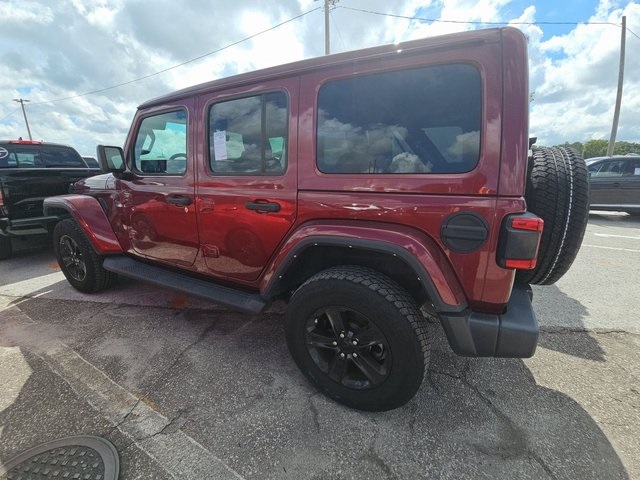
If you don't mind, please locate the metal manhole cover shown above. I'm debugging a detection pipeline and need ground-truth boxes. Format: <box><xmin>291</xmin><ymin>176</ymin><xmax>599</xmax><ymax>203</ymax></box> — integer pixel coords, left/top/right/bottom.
<box><xmin>0</xmin><ymin>436</ymin><xmax>118</xmax><ymax>480</ymax></box>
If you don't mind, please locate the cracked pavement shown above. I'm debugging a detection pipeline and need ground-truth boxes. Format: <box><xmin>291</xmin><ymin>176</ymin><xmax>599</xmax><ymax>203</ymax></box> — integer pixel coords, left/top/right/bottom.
<box><xmin>1</xmin><ymin>295</ymin><xmax>638</xmax><ymax>479</ymax></box>
<box><xmin>1</xmin><ymin>214</ymin><xmax>639</xmax><ymax>479</ymax></box>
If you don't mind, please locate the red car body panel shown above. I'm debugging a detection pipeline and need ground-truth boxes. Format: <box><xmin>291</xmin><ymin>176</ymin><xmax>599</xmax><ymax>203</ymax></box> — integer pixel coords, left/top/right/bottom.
<box><xmin>53</xmin><ymin>27</ymin><xmax>533</xmax><ymax>315</ymax></box>
<box><xmin>44</xmin><ymin>194</ymin><xmax>123</xmax><ymax>254</ymax></box>
<box><xmin>259</xmin><ymin>219</ymin><xmax>467</xmax><ymax>308</ymax></box>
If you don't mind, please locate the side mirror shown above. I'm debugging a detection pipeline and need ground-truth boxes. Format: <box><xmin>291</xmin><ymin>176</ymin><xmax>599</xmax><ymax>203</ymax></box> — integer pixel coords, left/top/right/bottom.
<box><xmin>97</xmin><ymin>145</ymin><xmax>126</xmax><ymax>173</ymax></box>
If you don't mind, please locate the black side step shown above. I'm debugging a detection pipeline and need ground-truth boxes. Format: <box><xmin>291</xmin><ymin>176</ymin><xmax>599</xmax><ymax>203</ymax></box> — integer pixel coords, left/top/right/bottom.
<box><xmin>103</xmin><ymin>256</ymin><xmax>266</xmax><ymax>314</ymax></box>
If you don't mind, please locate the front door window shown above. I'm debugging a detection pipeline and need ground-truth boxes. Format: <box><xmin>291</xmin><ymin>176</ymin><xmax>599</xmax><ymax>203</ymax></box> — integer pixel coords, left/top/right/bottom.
<box><xmin>134</xmin><ymin>110</ymin><xmax>188</xmax><ymax>175</ymax></box>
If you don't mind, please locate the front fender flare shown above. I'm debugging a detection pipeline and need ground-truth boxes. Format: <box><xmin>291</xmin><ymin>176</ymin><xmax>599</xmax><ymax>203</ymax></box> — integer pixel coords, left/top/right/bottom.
<box><xmin>44</xmin><ymin>195</ymin><xmax>123</xmax><ymax>254</ymax></box>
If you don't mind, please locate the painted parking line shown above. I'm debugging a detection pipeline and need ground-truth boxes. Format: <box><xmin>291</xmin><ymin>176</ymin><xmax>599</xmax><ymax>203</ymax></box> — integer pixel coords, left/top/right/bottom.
<box><xmin>594</xmin><ymin>233</ymin><xmax>640</xmax><ymax>240</ymax></box>
<box><xmin>582</xmin><ymin>244</ymin><xmax>640</xmax><ymax>253</ymax></box>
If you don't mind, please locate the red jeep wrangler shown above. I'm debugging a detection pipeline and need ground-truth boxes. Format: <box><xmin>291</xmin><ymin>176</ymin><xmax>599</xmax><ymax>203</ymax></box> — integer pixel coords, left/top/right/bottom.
<box><xmin>44</xmin><ymin>27</ymin><xmax>588</xmax><ymax>411</ymax></box>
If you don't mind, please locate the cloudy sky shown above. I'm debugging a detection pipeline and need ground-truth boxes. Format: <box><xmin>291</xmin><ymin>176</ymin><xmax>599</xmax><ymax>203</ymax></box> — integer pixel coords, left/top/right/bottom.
<box><xmin>0</xmin><ymin>0</ymin><xmax>638</xmax><ymax>155</ymax></box>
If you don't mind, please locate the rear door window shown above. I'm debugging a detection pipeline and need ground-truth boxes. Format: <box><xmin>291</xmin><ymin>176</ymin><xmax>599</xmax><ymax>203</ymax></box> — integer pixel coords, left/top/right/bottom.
<box><xmin>208</xmin><ymin>91</ymin><xmax>288</xmax><ymax>175</ymax></box>
<box><xmin>316</xmin><ymin>64</ymin><xmax>482</xmax><ymax>174</ymax></box>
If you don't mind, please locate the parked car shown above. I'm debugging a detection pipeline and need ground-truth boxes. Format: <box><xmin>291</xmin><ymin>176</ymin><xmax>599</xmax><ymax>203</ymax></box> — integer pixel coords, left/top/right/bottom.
<box><xmin>44</xmin><ymin>27</ymin><xmax>589</xmax><ymax>411</ymax></box>
<box><xmin>82</xmin><ymin>155</ymin><xmax>101</xmax><ymax>169</ymax></box>
<box><xmin>586</xmin><ymin>155</ymin><xmax>640</xmax><ymax>214</ymax></box>
<box><xmin>0</xmin><ymin>139</ymin><xmax>100</xmax><ymax>259</ymax></box>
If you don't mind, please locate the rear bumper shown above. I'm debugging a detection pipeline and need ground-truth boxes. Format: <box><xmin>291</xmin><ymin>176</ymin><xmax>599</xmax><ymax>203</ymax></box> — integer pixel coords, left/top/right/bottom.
<box><xmin>439</xmin><ymin>285</ymin><xmax>538</xmax><ymax>358</ymax></box>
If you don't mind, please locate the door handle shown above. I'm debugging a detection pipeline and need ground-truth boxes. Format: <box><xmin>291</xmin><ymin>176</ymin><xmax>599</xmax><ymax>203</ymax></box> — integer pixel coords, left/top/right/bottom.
<box><xmin>612</xmin><ymin>182</ymin><xmax>621</xmax><ymax>188</ymax></box>
<box><xmin>166</xmin><ymin>195</ymin><xmax>192</xmax><ymax>207</ymax></box>
<box><xmin>245</xmin><ymin>200</ymin><xmax>281</xmax><ymax>213</ymax></box>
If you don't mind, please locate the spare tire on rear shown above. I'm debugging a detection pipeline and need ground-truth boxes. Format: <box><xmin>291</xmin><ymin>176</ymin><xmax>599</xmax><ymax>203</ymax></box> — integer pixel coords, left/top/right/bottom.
<box><xmin>516</xmin><ymin>146</ymin><xmax>589</xmax><ymax>285</ymax></box>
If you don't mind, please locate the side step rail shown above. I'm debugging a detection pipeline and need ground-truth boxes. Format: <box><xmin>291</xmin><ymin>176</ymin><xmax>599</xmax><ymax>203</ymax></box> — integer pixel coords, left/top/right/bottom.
<box><xmin>103</xmin><ymin>256</ymin><xmax>266</xmax><ymax>314</ymax></box>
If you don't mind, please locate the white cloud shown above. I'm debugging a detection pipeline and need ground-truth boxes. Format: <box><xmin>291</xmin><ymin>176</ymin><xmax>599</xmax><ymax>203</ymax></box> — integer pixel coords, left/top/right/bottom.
<box><xmin>527</xmin><ymin>1</ymin><xmax>640</xmax><ymax>144</ymax></box>
<box><xmin>0</xmin><ymin>0</ymin><xmax>638</xmax><ymax>156</ymax></box>
<box><xmin>0</xmin><ymin>1</ymin><xmax>54</xmax><ymax>24</ymax></box>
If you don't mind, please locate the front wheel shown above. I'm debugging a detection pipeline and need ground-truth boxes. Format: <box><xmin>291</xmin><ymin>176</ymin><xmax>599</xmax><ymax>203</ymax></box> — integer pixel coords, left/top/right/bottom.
<box><xmin>285</xmin><ymin>266</ymin><xmax>431</xmax><ymax>411</ymax></box>
<box><xmin>53</xmin><ymin>219</ymin><xmax>115</xmax><ymax>293</ymax></box>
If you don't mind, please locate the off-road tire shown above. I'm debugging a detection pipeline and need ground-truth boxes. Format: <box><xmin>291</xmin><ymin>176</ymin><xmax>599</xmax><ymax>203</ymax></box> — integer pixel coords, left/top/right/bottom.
<box><xmin>53</xmin><ymin>219</ymin><xmax>116</xmax><ymax>293</ymax></box>
<box><xmin>0</xmin><ymin>235</ymin><xmax>11</xmax><ymax>260</ymax></box>
<box><xmin>517</xmin><ymin>146</ymin><xmax>589</xmax><ymax>285</ymax></box>
<box><xmin>285</xmin><ymin>265</ymin><xmax>431</xmax><ymax>411</ymax></box>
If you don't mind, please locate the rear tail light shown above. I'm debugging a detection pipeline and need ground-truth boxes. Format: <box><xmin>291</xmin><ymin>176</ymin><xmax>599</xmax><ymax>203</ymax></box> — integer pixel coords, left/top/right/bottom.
<box><xmin>505</xmin><ymin>258</ymin><xmax>538</xmax><ymax>269</ymax></box>
<box><xmin>497</xmin><ymin>213</ymin><xmax>544</xmax><ymax>271</ymax></box>
<box><xmin>0</xmin><ymin>188</ymin><xmax>4</xmax><ymax>208</ymax></box>
<box><xmin>511</xmin><ymin>217</ymin><xmax>544</xmax><ymax>232</ymax></box>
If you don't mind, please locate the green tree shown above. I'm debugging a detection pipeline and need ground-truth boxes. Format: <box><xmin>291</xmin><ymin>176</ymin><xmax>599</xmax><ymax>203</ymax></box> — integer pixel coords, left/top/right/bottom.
<box><xmin>614</xmin><ymin>141</ymin><xmax>640</xmax><ymax>155</ymax></box>
<box><xmin>560</xmin><ymin>141</ymin><xmax>584</xmax><ymax>155</ymax></box>
<box><xmin>582</xmin><ymin>139</ymin><xmax>608</xmax><ymax>159</ymax></box>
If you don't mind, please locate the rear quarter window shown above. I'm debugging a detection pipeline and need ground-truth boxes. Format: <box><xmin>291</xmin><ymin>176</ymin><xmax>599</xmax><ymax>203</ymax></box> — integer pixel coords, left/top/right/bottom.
<box><xmin>41</xmin><ymin>146</ymin><xmax>86</xmax><ymax>168</ymax></box>
<box><xmin>0</xmin><ymin>144</ymin><xmax>85</xmax><ymax>168</ymax></box>
<box><xmin>316</xmin><ymin>64</ymin><xmax>482</xmax><ymax>174</ymax></box>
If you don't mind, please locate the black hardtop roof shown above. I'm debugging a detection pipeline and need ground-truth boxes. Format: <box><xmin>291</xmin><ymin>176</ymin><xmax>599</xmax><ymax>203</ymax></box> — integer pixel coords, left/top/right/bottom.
<box><xmin>139</xmin><ymin>27</ymin><xmax>511</xmax><ymax>110</ymax></box>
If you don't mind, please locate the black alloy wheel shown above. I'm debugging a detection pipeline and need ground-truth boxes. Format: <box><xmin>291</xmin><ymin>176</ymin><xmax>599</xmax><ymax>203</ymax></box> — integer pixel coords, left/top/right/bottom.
<box><xmin>59</xmin><ymin>234</ymin><xmax>88</xmax><ymax>282</ymax></box>
<box><xmin>53</xmin><ymin>219</ymin><xmax>115</xmax><ymax>293</ymax></box>
<box><xmin>304</xmin><ymin>307</ymin><xmax>392</xmax><ymax>390</ymax></box>
<box><xmin>286</xmin><ymin>266</ymin><xmax>431</xmax><ymax>411</ymax></box>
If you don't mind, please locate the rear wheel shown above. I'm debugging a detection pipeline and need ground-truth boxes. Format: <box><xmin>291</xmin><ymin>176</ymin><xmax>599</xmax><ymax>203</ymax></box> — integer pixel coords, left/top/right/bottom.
<box><xmin>0</xmin><ymin>235</ymin><xmax>11</xmax><ymax>260</ymax></box>
<box><xmin>53</xmin><ymin>219</ymin><xmax>115</xmax><ymax>293</ymax></box>
<box><xmin>285</xmin><ymin>266</ymin><xmax>431</xmax><ymax>411</ymax></box>
<box><xmin>517</xmin><ymin>146</ymin><xmax>589</xmax><ymax>285</ymax></box>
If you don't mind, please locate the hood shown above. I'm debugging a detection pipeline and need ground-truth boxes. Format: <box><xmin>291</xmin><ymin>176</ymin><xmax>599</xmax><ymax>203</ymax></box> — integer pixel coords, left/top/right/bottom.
<box><xmin>72</xmin><ymin>173</ymin><xmax>116</xmax><ymax>193</ymax></box>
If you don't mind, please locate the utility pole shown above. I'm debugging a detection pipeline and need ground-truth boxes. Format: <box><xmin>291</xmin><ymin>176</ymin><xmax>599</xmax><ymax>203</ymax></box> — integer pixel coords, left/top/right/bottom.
<box><xmin>607</xmin><ymin>15</ymin><xmax>626</xmax><ymax>157</ymax></box>
<box><xmin>317</xmin><ymin>0</ymin><xmax>338</xmax><ymax>55</ymax></box>
<box><xmin>13</xmin><ymin>98</ymin><xmax>33</xmax><ymax>141</ymax></box>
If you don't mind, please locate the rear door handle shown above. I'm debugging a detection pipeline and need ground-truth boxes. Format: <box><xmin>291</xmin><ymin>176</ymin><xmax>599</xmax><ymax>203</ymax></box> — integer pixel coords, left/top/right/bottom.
<box><xmin>245</xmin><ymin>200</ymin><xmax>281</xmax><ymax>213</ymax></box>
<box><xmin>166</xmin><ymin>195</ymin><xmax>192</xmax><ymax>207</ymax></box>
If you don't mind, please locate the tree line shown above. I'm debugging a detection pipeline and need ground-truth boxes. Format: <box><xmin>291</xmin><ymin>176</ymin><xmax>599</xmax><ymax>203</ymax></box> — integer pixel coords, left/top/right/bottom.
<box><xmin>556</xmin><ymin>140</ymin><xmax>640</xmax><ymax>159</ymax></box>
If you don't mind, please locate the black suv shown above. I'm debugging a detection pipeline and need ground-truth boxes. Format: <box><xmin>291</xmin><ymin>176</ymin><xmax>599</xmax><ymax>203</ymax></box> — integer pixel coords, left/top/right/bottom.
<box><xmin>0</xmin><ymin>139</ymin><xmax>99</xmax><ymax>259</ymax></box>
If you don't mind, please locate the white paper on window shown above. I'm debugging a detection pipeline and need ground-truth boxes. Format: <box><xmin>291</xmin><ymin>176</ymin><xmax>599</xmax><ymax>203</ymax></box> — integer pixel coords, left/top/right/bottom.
<box><xmin>213</xmin><ymin>130</ymin><xmax>228</xmax><ymax>160</ymax></box>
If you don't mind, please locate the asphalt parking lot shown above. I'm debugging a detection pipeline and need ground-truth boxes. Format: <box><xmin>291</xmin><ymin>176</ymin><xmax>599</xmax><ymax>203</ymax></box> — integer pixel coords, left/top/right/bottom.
<box><xmin>1</xmin><ymin>212</ymin><xmax>639</xmax><ymax>479</ymax></box>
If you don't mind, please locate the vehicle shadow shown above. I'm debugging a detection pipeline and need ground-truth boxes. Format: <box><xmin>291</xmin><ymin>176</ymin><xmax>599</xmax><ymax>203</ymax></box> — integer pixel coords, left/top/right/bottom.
<box><xmin>533</xmin><ymin>284</ymin><xmax>606</xmax><ymax>361</ymax></box>
<box><xmin>0</xmin><ymin>295</ymin><xmax>632</xmax><ymax>480</ymax></box>
<box><xmin>0</xmin><ymin>245</ymin><xmax>223</xmax><ymax>312</ymax></box>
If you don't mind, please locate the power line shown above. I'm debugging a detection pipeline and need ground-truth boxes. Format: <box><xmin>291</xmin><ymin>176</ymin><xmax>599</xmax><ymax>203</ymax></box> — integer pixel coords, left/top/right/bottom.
<box><xmin>16</xmin><ymin>4</ymin><xmax>640</xmax><ymax>108</ymax></box>
<box><xmin>0</xmin><ymin>109</ymin><xmax>18</xmax><ymax>122</ymax></box>
<box><xmin>30</xmin><ymin>6</ymin><xmax>322</xmax><ymax>106</ymax></box>
<box><xmin>337</xmin><ymin>5</ymin><xmax>640</xmax><ymax>42</ymax></box>
<box><xmin>627</xmin><ymin>26</ymin><xmax>640</xmax><ymax>41</ymax></box>
<box><xmin>337</xmin><ymin>5</ymin><xmax>622</xmax><ymax>28</ymax></box>
<box><xmin>329</xmin><ymin>7</ymin><xmax>347</xmax><ymax>51</ymax></box>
